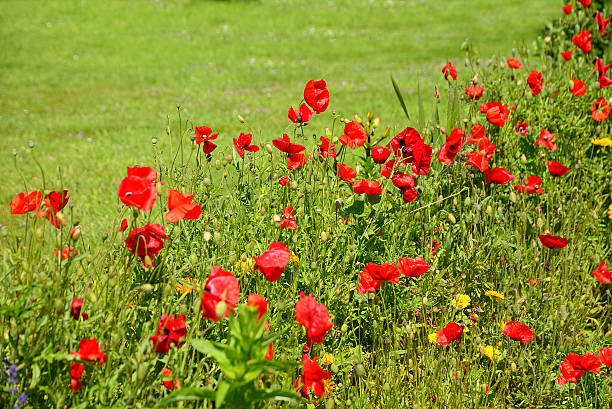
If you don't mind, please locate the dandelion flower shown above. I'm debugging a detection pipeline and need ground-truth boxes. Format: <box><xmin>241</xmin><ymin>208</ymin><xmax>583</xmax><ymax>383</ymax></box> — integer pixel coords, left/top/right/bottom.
<box><xmin>321</xmin><ymin>353</ymin><xmax>335</xmax><ymax>366</ymax></box>
<box><xmin>451</xmin><ymin>294</ymin><xmax>471</xmax><ymax>310</ymax></box>
<box><xmin>483</xmin><ymin>345</ymin><xmax>501</xmax><ymax>360</ymax></box>
<box><xmin>485</xmin><ymin>290</ymin><xmax>504</xmax><ymax>301</ymax></box>
<box><xmin>591</xmin><ymin>137</ymin><xmax>612</xmax><ymax>146</ymax></box>
<box><xmin>290</xmin><ymin>252</ymin><xmax>299</xmax><ymax>266</ymax></box>
<box><xmin>428</xmin><ymin>333</ymin><xmax>438</xmax><ymax>344</ymax></box>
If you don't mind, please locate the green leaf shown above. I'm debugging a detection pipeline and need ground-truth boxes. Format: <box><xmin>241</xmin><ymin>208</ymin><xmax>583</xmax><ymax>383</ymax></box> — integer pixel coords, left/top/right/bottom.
<box><xmin>156</xmin><ymin>387</ymin><xmax>215</xmax><ymax>407</ymax></box>
<box><xmin>215</xmin><ymin>381</ymin><xmax>230</xmax><ymax>407</ymax></box>
<box><xmin>343</xmin><ymin>195</ymin><xmax>365</xmax><ymax>216</ymax></box>
<box><xmin>390</xmin><ymin>75</ymin><xmax>411</xmax><ymax>120</ymax></box>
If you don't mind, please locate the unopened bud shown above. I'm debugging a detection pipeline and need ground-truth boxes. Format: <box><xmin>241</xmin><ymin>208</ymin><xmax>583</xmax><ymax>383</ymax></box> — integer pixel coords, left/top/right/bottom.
<box><xmin>354</xmin><ymin>115</ymin><xmax>363</xmax><ymax>124</ymax></box>
<box><xmin>237</xmin><ymin>114</ymin><xmax>245</xmax><ymax>123</ymax></box>
<box><xmin>367</xmin><ymin>111</ymin><xmax>374</xmax><ymax>120</ymax></box>
<box><xmin>215</xmin><ymin>159</ymin><xmax>222</xmax><ymax>170</ymax></box>
<box><xmin>56</xmin><ymin>212</ymin><xmax>66</xmax><ymax>227</ymax></box>
<box><xmin>520</xmin><ymin>154</ymin><xmax>527</xmax><ymax>164</ymax></box>
<box><xmin>334</xmin><ymin>198</ymin><xmax>342</xmax><ymax>209</ymax></box>
<box><xmin>215</xmin><ymin>300</ymin><xmax>227</xmax><ymax>319</ymax></box>
<box><xmin>325</xmin><ymin>128</ymin><xmax>332</xmax><ymax>137</ymax></box>
<box><xmin>204</xmin><ymin>177</ymin><xmax>212</xmax><ymax>187</ymax></box>
<box><xmin>354</xmin><ymin>363</ymin><xmax>366</xmax><ymax>378</ymax></box>
<box><xmin>320</xmin><ymin>231</ymin><xmax>329</xmax><ymax>243</ymax></box>
<box><xmin>372</xmin><ymin>117</ymin><xmax>380</xmax><ymax>128</ymax></box>
<box><xmin>509</xmin><ymin>191</ymin><xmax>517</xmax><ymax>203</ymax></box>
<box><xmin>36</xmin><ymin>228</ymin><xmax>44</xmax><ymax>241</ymax></box>
<box><xmin>382</xmin><ymin>126</ymin><xmax>390</xmax><ymax>138</ymax></box>
<box><xmin>156</xmin><ymin>182</ymin><xmax>163</xmax><ymax>196</ymax></box>
<box><xmin>265</xmin><ymin>143</ymin><xmax>273</xmax><ymax>154</ymax></box>
<box><xmin>151</xmin><ymin>137</ymin><xmax>158</xmax><ymax>145</ymax></box>
<box><xmin>448</xmin><ymin>214</ymin><xmax>456</xmax><ymax>224</ymax></box>
<box><xmin>28</xmin><ymin>140</ymin><xmax>35</xmax><ymax>149</ymax></box>
<box><xmin>143</xmin><ymin>256</ymin><xmax>153</xmax><ymax>267</ymax></box>
<box><xmin>290</xmin><ymin>181</ymin><xmax>299</xmax><ymax>191</ymax></box>
<box><xmin>464</xmin><ymin>197</ymin><xmax>471</xmax><ymax>207</ymax></box>
<box><xmin>544</xmin><ymin>36</ymin><xmax>551</xmax><ymax>44</ymax></box>
<box><xmin>70</xmin><ymin>226</ymin><xmax>81</xmax><ymax>241</ymax></box>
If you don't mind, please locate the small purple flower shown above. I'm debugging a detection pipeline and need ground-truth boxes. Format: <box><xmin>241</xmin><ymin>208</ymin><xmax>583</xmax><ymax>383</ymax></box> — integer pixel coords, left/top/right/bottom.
<box><xmin>15</xmin><ymin>392</ymin><xmax>27</xmax><ymax>408</ymax></box>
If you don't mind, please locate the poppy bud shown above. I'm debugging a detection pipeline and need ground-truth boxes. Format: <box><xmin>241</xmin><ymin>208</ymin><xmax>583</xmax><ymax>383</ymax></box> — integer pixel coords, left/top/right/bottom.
<box><xmin>53</xmin><ymin>298</ymin><xmax>64</xmax><ymax>315</ymax></box>
<box><xmin>166</xmin><ymin>125</ymin><xmax>171</xmax><ymax>135</ymax></box>
<box><xmin>372</xmin><ymin>117</ymin><xmax>380</xmax><ymax>128</ymax></box>
<box><xmin>12</xmin><ymin>149</ymin><xmax>17</xmax><ymax>157</ymax></box>
<box><xmin>330</xmin><ymin>363</ymin><xmax>339</xmax><ymax>374</ymax></box>
<box><xmin>215</xmin><ymin>300</ymin><xmax>227</xmax><ymax>319</ymax></box>
<box><xmin>204</xmin><ymin>177</ymin><xmax>212</xmax><ymax>187</ymax></box>
<box><xmin>464</xmin><ymin>197</ymin><xmax>471</xmax><ymax>207</ymax></box>
<box><xmin>290</xmin><ymin>181</ymin><xmax>298</xmax><ymax>191</ymax></box>
<box><xmin>341</xmin><ymin>323</ymin><xmax>349</xmax><ymax>333</ymax></box>
<box><xmin>70</xmin><ymin>226</ymin><xmax>81</xmax><ymax>241</ymax></box>
<box><xmin>325</xmin><ymin>128</ymin><xmax>332</xmax><ymax>137</ymax></box>
<box><xmin>237</xmin><ymin>114</ymin><xmax>245</xmax><ymax>123</ymax></box>
<box><xmin>486</xmin><ymin>205</ymin><xmax>493</xmax><ymax>216</ymax></box>
<box><xmin>320</xmin><ymin>231</ymin><xmax>329</xmax><ymax>243</ymax></box>
<box><xmin>151</xmin><ymin>137</ymin><xmax>158</xmax><ymax>145</ymax></box>
<box><xmin>448</xmin><ymin>214</ymin><xmax>456</xmax><ymax>224</ymax></box>
<box><xmin>203</xmin><ymin>231</ymin><xmax>211</xmax><ymax>242</ymax></box>
<box><xmin>382</xmin><ymin>126</ymin><xmax>390</xmax><ymax>138</ymax></box>
<box><xmin>354</xmin><ymin>115</ymin><xmax>363</xmax><ymax>124</ymax></box>
<box><xmin>36</xmin><ymin>228</ymin><xmax>44</xmax><ymax>241</ymax></box>
<box><xmin>28</xmin><ymin>140</ymin><xmax>35</xmax><ymax>149</ymax></box>
<box><xmin>144</xmin><ymin>255</ymin><xmax>153</xmax><ymax>267</ymax></box>
<box><xmin>334</xmin><ymin>198</ymin><xmax>342</xmax><ymax>209</ymax></box>
<box><xmin>56</xmin><ymin>211</ymin><xmax>66</xmax><ymax>227</ymax></box>
<box><xmin>510</xmin><ymin>362</ymin><xmax>517</xmax><ymax>372</ymax></box>
<box><xmin>453</xmin><ymin>197</ymin><xmax>458</xmax><ymax>207</ymax></box>
<box><xmin>272</xmin><ymin>214</ymin><xmax>281</xmax><ymax>224</ymax></box>
<box><xmin>544</xmin><ymin>36</ymin><xmax>551</xmax><ymax>44</ymax></box>
<box><xmin>223</xmin><ymin>172</ymin><xmax>228</xmax><ymax>178</ymax></box>
<box><xmin>221</xmin><ymin>158</ymin><xmax>228</xmax><ymax>167</ymax></box>
<box><xmin>354</xmin><ymin>363</ymin><xmax>366</xmax><ymax>378</ymax></box>
<box><xmin>509</xmin><ymin>192</ymin><xmax>517</xmax><ymax>203</ymax></box>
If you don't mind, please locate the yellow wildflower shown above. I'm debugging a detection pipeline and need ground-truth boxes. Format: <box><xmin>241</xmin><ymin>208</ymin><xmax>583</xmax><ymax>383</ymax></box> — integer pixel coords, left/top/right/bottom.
<box><xmin>499</xmin><ymin>321</ymin><xmax>506</xmax><ymax>331</ymax></box>
<box><xmin>235</xmin><ymin>257</ymin><xmax>255</xmax><ymax>275</ymax></box>
<box><xmin>428</xmin><ymin>332</ymin><xmax>438</xmax><ymax>344</ymax></box>
<box><xmin>176</xmin><ymin>277</ymin><xmax>199</xmax><ymax>294</ymax></box>
<box><xmin>321</xmin><ymin>352</ymin><xmax>335</xmax><ymax>366</ymax></box>
<box><xmin>482</xmin><ymin>345</ymin><xmax>501</xmax><ymax>360</ymax></box>
<box><xmin>451</xmin><ymin>294</ymin><xmax>471</xmax><ymax>310</ymax></box>
<box><xmin>591</xmin><ymin>137</ymin><xmax>612</xmax><ymax>146</ymax></box>
<box><xmin>608</xmin><ymin>204</ymin><xmax>612</xmax><ymax>220</ymax></box>
<box><xmin>290</xmin><ymin>252</ymin><xmax>299</xmax><ymax>266</ymax></box>
<box><xmin>485</xmin><ymin>290</ymin><xmax>504</xmax><ymax>301</ymax></box>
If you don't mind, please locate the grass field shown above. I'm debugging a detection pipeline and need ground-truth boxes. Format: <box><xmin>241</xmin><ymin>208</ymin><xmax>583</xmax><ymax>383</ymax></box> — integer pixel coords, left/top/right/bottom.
<box><xmin>0</xmin><ymin>0</ymin><xmax>558</xmax><ymax>233</ymax></box>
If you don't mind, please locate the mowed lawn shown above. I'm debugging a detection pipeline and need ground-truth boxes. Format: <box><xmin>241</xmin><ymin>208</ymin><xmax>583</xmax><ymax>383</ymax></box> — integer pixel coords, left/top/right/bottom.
<box><xmin>0</xmin><ymin>0</ymin><xmax>557</xmax><ymax>234</ymax></box>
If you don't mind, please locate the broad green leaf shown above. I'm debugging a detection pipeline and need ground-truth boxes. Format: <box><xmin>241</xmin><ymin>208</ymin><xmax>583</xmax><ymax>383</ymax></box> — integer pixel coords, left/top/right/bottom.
<box><xmin>390</xmin><ymin>75</ymin><xmax>411</xmax><ymax>121</ymax></box>
<box><xmin>156</xmin><ymin>387</ymin><xmax>215</xmax><ymax>407</ymax></box>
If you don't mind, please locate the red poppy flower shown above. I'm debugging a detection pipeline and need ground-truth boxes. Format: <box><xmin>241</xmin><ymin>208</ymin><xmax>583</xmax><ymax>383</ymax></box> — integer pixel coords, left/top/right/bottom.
<box><xmin>118</xmin><ymin>167</ymin><xmax>157</xmax><ymax>212</ymax></box>
<box><xmin>273</xmin><ymin>133</ymin><xmax>306</xmax><ymax>154</ymax></box>
<box><xmin>380</xmin><ymin>159</ymin><xmax>395</xmax><ymax>179</ymax></box>
<box><xmin>70</xmin><ymin>338</ymin><xmax>106</xmax><ymax>365</ymax></box>
<box><xmin>599</xmin><ymin>348</ymin><xmax>612</xmax><ymax>367</ymax></box>
<box><xmin>295</xmin><ymin>292</ymin><xmax>333</xmax><ymax>345</ymax></box>
<box><xmin>560</xmin><ymin>50</ymin><xmax>573</xmax><ymax>61</ymax></box>
<box><xmin>411</xmin><ymin>139</ymin><xmax>433</xmax><ymax>175</ymax></box>
<box><xmin>397</xmin><ymin>257</ymin><xmax>430</xmax><ymax>277</ymax></box>
<box><xmin>527</xmin><ymin>70</ymin><xmax>543</xmax><ymax>95</ymax></box>
<box><xmin>514</xmin><ymin>175</ymin><xmax>544</xmax><ymax>194</ymax></box>
<box><xmin>435</xmin><ymin>322</ymin><xmax>463</xmax><ymax>346</ymax></box>
<box><xmin>287</xmin><ymin>153</ymin><xmax>310</xmax><ymax>170</ymax></box>
<box><xmin>279</xmin><ymin>176</ymin><xmax>288</xmax><ymax>186</ymax></box>
<box><xmin>304</xmin><ymin>79</ymin><xmax>329</xmax><ymax>114</ymax></box>
<box><xmin>161</xmin><ymin>368</ymin><xmax>178</xmax><ymax>390</ymax></box>
<box><xmin>507</xmin><ymin>58</ymin><xmax>523</xmax><ymax>69</ymax></box>
<box><xmin>356</xmin><ymin>262</ymin><xmax>400</xmax><ymax>295</ymax></box>
<box><xmin>36</xmin><ymin>190</ymin><xmax>70</xmax><ymax>228</ymax></box>
<box><xmin>280</xmin><ymin>206</ymin><xmax>297</xmax><ymax>231</ymax></box>
<box><xmin>165</xmin><ymin>190</ymin><xmax>202</xmax><ymax>223</ymax></box>
<box><xmin>288</xmin><ymin>103</ymin><xmax>313</xmax><ymax>124</ymax></box>
<box><xmin>150</xmin><ymin>314</ymin><xmax>187</xmax><ymax>354</ymax></box>
<box><xmin>194</xmin><ymin>126</ymin><xmax>218</xmax><ymax>154</ymax></box>
<box><xmin>55</xmin><ymin>247</ymin><xmax>78</xmax><ymax>260</ymax></box>
<box><xmin>562</xmin><ymin>3</ymin><xmax>572</xmax><ymax>14</ymax></box>
<box><xmin>371</xmin><ymin>146</ymin><xmax>391</xmax><ymax>163</ymax></box>
<box><xmin>466</xmin><ymin>151</ymin><xmax>489</xmax><ymax>172</ymax></box>
<box><xmin>484</xmin><ymin>167</ymin><xmax>515</xmax><ymax>184</ymax></box>
<box><xmin>437</xmin><ymin>127</ymin><xmax>464</xmax><ymax>164</ymax></box>
<box><xmin>483</xmin><ymin>102</ymin><xmax>510</xmax><ymax>127</ymax></box>
<box><xmin>465</xmin><ymin>85</ymin><xmax>483</xmax><ymax>100</ymax></box>
<box><xmin>120</xmin><ymin>218</ymin><xmax>128</xmax><ymax>231</ymax></box>
<box><xmin>572</xmin><ymin>30</ymin><xmax>592</xmax><ymax>54</ymax></box>
<box><xmin>124</xmin><ymin>223</ymin><xmax>167</xmax><ymax>268</ymax></box>
<box><xmin>538</xmin><ymin>233</ymin><xmax>568</xmax><ymax>249</ymax></box>
<box><xmin>502</xmin><ymin>321</ymin><xmax>533</xmax><ymax>343</ymax></box>
<box><xmin>255</xmin><ymin>242</ymin><xmax>291</xmax><ymax>281</ymax></box>
<box><xmin>591</xmin><ymin>97</ymin><xmax>611</xmax><ymax>122</ymax></box>
<box><xmin>598</xmin><ymin>74</ymin><xmax>612</xmax><ymax>89</ymax></box>
<box><xmin>467</xmin><ymin>124</ymin><xmax>486</xmax><ymax>144</ymax></box>
<box><xmin>69</xmin><ymin>362</ymin><xmax>84</xmax><ymax>392</ymax></box>
<box><xmin>337</xmin><ymin>163</ymin><xmax>356</xmax><ymax>184</ymax></box>
<box><xmin>353</xmin><ymin>179</ymin><xmax>382</xmax><ymax>196</ymax></box>
<box><xmin>247</xmin><ymin>293</ymin><xmax>268</xmax><ymax>322</ymax></box>
<box><xmin>402</xmin><ymin>187</ymin><xmax>418</xmax><ymax>202</ymax></box>
<box><xmin>577</xmin><ymin>0</ymin><xmax>590</xmax><ymax>7</ymax></box>
<box><xmin>557</xmin><ymin>352</ymin><xmax>600</xmax><ymax>385</ymax></box>
<box><xmin>233</xmin><ymin>133</ymin><xmax>259</xmax><ymax>159</ymax></box>
<box><xmin>534</xmin><ymin>129</ymin><xmax>557</xmax><ymax>151</ymax></box>
<box><xmin>514</xmin><ymin>120</ymin><xmax>529</xmax><ymax>136</ymax></box>
<box><xmin>70</xmin><ymin>298</ymin><xmax>88</xmax><ymax>321</ymax></box>
<box><xmin>547</xmin><ymin>161</ymin><xmax>571</xmax><ymax>177</ymax></box>
<box><xmin>386</xmin><ymin>127</ymin><xmax>432</xmax><ymax>175</ymax></box>
<box><xmin>201</xmin><ymin>266</ymin><xmax>240</xmax><ymax>321</ymax></box>
<box><xmin>391</xmin><ymin>173</ymin><xmax>415</xmax><ymax>190</ymax></box>
<box><xmin>296</xmin><ymin>355</ymin><xmax>332</xmax><ymax>398</ymax></box>
<box><xmin>442</xmin><ymin>61</ymin><xmax>457</xmax><ymax>80</ymax></box>
<box><xmin>339</xmin><ymin>121</ymin><xmax>367</xmax><ymax>149</ymax></box>
<box><xmin>9</xmin><ymin>191</ymin><xmax>42</xmax><ymax>214</ymax></box>
<box><xmin>595</xmin><ymin>58</ymin><xmax>610</xmax><ymax>78</ymax></box>
<box><xmin>569</xmin><ymin>79</ymin><xmax>586</xmax><ymax>97</ymax></box>
<box><xmin>431</xmin><ymin>239</ymin><xmax>440</xmax><ymax>255</ymax></box>
<box><xmin>595</xmin><ymin>12</ymin><xmax>610</xmax><ymax>34</ymax></box>
<box><xmin>591</xmin><ymin>261</ymin><xmax>611</xmax><ymax>284</ymax></box>
<box><xmin>318</xmin><ymin>136</ymin><xmax>336</xmax><ymax>158</ymax></box>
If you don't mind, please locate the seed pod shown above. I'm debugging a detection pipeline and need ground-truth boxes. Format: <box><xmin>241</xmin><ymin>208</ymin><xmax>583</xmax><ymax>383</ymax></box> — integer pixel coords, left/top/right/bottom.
<box><xmin>321</xmin><ymin>231</ymin><xmax>329</xmax><ymax>243</ymax></box>
<box><xmin>354</xmin><ymin>363</ymin><xmax>366</xmax><ymax>378</ymax></box>
<box><xmin>464</xmin><ymin>197</ymin><xmax>471</xmax><ymax>207</ymax></box>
